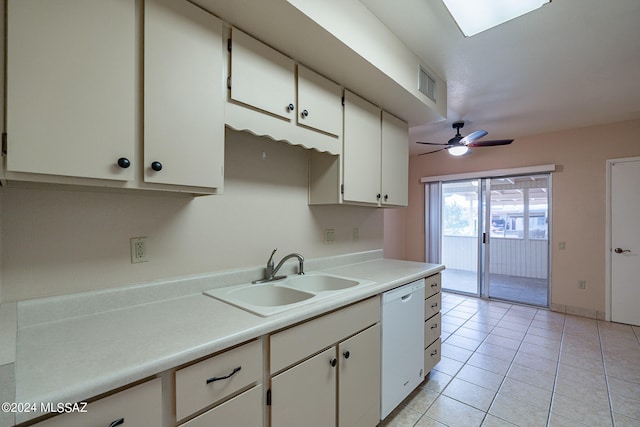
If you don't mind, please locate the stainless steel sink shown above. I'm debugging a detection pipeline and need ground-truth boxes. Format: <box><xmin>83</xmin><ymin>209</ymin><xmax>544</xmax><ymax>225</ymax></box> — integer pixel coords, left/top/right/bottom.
<box><xmin>204</xmin><ymin>273</ymin><xmax>374</xmax><ymax>317</ymax></box>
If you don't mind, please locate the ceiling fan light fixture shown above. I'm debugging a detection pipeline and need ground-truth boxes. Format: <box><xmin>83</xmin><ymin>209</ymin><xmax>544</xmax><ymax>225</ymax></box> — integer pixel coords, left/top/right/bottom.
<box><xmin>441</xmin><ymin>0</ymin><xmax>551</xmax><ymax>37</ymax></box>
<box><xmin>448</xmin><ymin>145</ymin><xmax>469</xmax><ymax>156</ymax></box>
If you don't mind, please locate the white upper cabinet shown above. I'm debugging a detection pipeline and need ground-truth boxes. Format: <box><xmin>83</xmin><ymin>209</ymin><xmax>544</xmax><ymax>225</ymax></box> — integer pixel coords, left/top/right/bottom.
<box><xmin>381</xmin><ymin>112</ymin><xmax>409</xmax><ymax>207</ymax></box>
<box><xmin>6</xmin><ymin>0</ymin><xmax>135</xmax><ymax>181</ymax></box>
<box><xmin>144</xmin><ymin>0</ymin><xmax>224</xmax><ymax>189</ymax></box>
<box><xmin>296</xmin><ymin>65</ymin><xmax>343</xmax><ymax>137</ymax></box>
<box><xmin>342</xmin><ymin>90</ymin><xmax>382</xmax><ymax>205</ymax></box>
<box><xmin>309</xmin><ymin>93</ymin><xmax>409</xmax><ymax>208</ymax></box>
<box><xmin>226</xmin><ymin>28</ymin><xmax>342</xmax><ymax>154</ymax></box>
<box><xmin>230</xmin><ymin>28</ymin><xmax>296</xmax><ymax>121</ymax></box>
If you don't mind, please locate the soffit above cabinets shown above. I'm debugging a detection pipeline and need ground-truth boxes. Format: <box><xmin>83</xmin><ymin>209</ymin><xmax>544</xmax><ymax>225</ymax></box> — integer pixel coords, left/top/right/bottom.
<box><xmin>191</xmin><ymin>0</ymin><xmax>446</xmax><ymax>127</ymax></box>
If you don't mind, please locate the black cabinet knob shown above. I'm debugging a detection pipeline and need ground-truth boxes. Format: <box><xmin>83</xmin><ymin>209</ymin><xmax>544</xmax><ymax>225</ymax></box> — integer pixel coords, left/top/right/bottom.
<box><xmin>384</xmin><ymin>194</ymin><xmax>389</xmax><ymax>201</ymax></box>
<box><xmin>330</xmin><ymin>358</ymin><xmax>337</xmax><ymax>367</ymax></box>
<box><xmin>287</xmin><ymin>103</ymin><xmax>295</xmax><ymax>112</ymax></box>
<box><xmin>151</xmin><ymin>161</ymin><xmax>163</xmax><ymax>172</ymax></box>
<box><xmin>343</xmin><ymin>351</ymin><xmax>350</xmax><ymax>359</ymax></box>
<box><xmin>117</xmin><ymin>158</ymin><xmax>131</xmax><ymax>169</ymax></box>
<box><xmin>376</xmin><ymin>194</ymin><xmax>381</xmax><ymax>200</ymax></box>
<box><xmin>301</xmin><ymin>109</ymin><xmax>309</xmax><ymax>118</ymax></box>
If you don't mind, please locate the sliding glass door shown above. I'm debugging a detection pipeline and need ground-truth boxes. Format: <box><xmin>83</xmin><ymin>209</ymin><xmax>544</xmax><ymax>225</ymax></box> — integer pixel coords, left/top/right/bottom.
<box><xmin>440</xmin><ymin>180</ymin><xmax>482</xmax><ymax>295</ymax></box>
<box><xmin>431</xmin><ymin>173</ymin><xmax>550</xmax><ymax>306</ymax></box>
<box><xmin>485</xmin><ymin>175</ymin><xmax>550</xmax><ymax>306</ymax></box>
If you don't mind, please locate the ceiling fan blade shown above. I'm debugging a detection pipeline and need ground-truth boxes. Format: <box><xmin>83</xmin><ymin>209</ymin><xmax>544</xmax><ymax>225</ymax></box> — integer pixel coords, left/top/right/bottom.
<box><xmin>418</xmin><ymin>147</ymin><xmax>450</xmax><ymax>156</ymax></box>
<box><xmin>416</xmin><ymin>141</ymin><xmax>449</xmax><ymax>146</ymax></box>
<box><xmin>459</xmin><ymin>130</ymin><xmax>488</xmax><ymax>145</ymax></box>
<box><xmin>468</xmin><ymin>139</ymin><xmax>514</xmax><ymax>147</ymax></box>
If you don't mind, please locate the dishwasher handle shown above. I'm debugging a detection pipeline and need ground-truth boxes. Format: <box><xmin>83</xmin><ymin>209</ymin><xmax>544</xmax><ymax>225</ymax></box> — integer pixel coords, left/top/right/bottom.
<box><xmin>400</xmin><ymin>293</ymin><xmax>413</xmax><ymax>302</ymax></box>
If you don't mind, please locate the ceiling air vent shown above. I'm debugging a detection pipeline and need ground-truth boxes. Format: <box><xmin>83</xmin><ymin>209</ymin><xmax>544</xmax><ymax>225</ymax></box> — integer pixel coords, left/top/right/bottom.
<box><xmin>419</xmin><ymin>66</ymin><xmax>437</xmax><ymax>103</ymax></box>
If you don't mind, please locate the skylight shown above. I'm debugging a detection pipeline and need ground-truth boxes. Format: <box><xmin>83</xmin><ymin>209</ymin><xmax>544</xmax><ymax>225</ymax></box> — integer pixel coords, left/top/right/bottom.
<box><xmin>442</xmin><ymin>0</ymin><xmax>550</xmax><ymax>37</ymax></box>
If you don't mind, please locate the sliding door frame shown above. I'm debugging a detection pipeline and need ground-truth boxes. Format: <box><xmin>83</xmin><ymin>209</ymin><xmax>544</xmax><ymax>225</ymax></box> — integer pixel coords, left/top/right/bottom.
<box><xmin>424</xmin><ymin>165</ymin><xmax>554</xmax><ymax>307</ymax></box>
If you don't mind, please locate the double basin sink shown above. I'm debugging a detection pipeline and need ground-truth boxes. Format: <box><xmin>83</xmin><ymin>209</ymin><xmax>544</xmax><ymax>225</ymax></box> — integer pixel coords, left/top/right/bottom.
<box><xmin>205</xmin><ymin>273</ymin><xmax>374</xmax><ymax>317</ymax></box>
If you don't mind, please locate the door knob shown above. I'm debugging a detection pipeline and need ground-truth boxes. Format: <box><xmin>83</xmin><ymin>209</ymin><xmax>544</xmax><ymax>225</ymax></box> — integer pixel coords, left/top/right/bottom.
<box><xmin>614</xmin><ymin>248</ymin><xmax>631</xmax><ymax>254</ymax></box>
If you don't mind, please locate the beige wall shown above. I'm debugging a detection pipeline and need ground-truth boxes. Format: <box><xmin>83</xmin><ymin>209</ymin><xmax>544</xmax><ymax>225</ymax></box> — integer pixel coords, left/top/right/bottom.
<box><xmin>0</xmin><ymin>129</ymin><xmax>383</xmax><ymax>302</ymax></box>
<box><xmin>386</xmin><ymin>118</ymin><xmax>640</xmax><ymax>315</ymax></box>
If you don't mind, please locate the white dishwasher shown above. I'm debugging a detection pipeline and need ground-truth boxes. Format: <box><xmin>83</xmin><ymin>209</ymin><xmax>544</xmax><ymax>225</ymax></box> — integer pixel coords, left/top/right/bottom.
<box><xmin>380</xmin><ymin>279</ymin><xmax>425</xmax><ymax>419</ymax></box>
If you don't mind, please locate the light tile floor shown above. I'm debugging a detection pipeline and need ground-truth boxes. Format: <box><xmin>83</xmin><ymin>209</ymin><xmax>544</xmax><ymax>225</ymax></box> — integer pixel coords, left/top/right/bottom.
<box><xmin>381</xmin><ymin>292</ymin><xmax>640</xmax><ymax>427</ymax></box>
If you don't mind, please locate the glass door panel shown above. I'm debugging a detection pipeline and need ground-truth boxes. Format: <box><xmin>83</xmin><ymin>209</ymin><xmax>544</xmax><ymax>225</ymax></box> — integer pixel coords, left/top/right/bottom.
<box><xmin>441</xmin><ymin>180</ymin><xmax>481</xmax><ymax>295</ymax></box>
<box><xmin>485</xmin><ymin>175</ymin><xmax>549</xmax><ymax>306</ymax></box>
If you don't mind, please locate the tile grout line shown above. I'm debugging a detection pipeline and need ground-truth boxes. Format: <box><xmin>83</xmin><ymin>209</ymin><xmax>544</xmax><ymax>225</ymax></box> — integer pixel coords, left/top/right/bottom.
<box><xmin>546</xmin><ymin>307</ymin><xmax>568</xmax><ymax>427</ymax></box>
<box><xmin>597</xmin><ymin>320</ymin><xmax>617</xmax><ymax>427</ymax></box>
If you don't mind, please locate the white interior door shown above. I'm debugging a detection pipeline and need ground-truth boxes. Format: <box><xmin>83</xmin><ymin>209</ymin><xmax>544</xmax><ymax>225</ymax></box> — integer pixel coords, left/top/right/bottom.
<box><xmin>610</xmin><ymin>159</ymin><xmax>640</xmax><ymax>326</ymax></box>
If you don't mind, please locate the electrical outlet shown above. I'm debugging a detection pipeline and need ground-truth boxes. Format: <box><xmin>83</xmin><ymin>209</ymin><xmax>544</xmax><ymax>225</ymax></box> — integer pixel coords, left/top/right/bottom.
<box><xmin>324</xmin><ymin>229</ymin><xmax>335</xmax><ymax>244</ymax></box>
<box><xmin>559</xmin><ymin>241</ymin><xmax>566</xmax><ymax>250</ymax></box>
<box><xmin>578</xmin><ymin>280</ymin><xmax>586</xmax><ymax>289</ymax></box>
<box><xmin>130</xmin><ymin>237</ymin><xmax>148</xmax><ymax>263</ymax></box>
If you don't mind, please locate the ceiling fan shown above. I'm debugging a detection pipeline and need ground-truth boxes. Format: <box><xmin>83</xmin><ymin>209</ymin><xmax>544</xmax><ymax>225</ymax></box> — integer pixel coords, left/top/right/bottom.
<box><xmin>417</xmin><ymin>121</ymin><xmax>514</xmax><ymax>156</ymax></box>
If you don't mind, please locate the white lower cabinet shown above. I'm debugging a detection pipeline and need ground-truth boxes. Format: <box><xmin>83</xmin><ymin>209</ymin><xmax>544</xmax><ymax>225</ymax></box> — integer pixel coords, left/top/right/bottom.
<box><xmin>338</xmin><ymin>324</ymin><xmax>381</xmax><ymax>427</ymax></box>
<box><xmin>180</xmin><ymin>385</ymin><xmax>263</xmax><ymax>427</ymax></box>
<box><xmin>32</xmin><ymin>378</ymin><xmax>162</xmax><ymax>427</ymax></box>
<box><xmin>271</xmin><ymin>347</ymin><xmax>336</xmax><ymax>427</ymax></box>
<box><xmin>424</xmin><ymin>273</ymin><xmax>442</xmax><ymax>372</ymax></box>
<box><xmin>175</xmin><ymin>339</ymin><xmax>262</xmax><ymax>423</ymax></box>
<box><xmin>269</xmin><ymin>297</ymin><xmax>381</xmax><ymax>427</ymax></box>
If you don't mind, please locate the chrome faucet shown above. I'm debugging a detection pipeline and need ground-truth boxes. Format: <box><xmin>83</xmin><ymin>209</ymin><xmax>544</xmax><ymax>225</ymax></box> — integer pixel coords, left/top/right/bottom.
<box><xmin>253</xmin><ymin>248</ymin><xmax>304</xmax><ymax>283</ymax></box>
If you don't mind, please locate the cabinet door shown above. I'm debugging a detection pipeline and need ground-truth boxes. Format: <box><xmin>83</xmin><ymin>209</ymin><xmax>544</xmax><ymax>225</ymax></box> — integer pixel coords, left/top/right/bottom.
<box><xmin>6</xmin><ymin>0</ymin><xmax>135</xmax><ymax>181</ymax></box>
<box><xmin>144</xmin><ymin>0</ymin><xmax>224</xmax><ymax>188</ymax></box>
<box><xmin>230</xmin><ymin>28</ymin><xmax>296</xmax><ymax>121</ymax></box>
<box><xmin>338</xmin><ymin>324</ymin><xmax>381</xmax><ymax>427</ymax></box>
<box><xmin>297</xmin><ymin>65</ymin><xmax>343</xmax><ymax>137</ymax></box>
<box><xmin>381</xmin><ymin>112</ymin><xmax>409</xmax><ymax>207</ymax></box>
<box><xmin>342</xmin><ymin>91</ymin><xmax>382</xmax><ymax>204</ymax></box>
<box><xmin>180</xmin><ymin>386</ymin><xmax>263</xmax><ymax>427</ymax></box>
<box><xmin>271</xmin><ymin>347</ymin><xmax>336</xmax><ymax>427</ymax></box>
<box><xmin>32</xmin><ymin>378</ymin><xmax>161</xmax><ymax>427</ymax></box>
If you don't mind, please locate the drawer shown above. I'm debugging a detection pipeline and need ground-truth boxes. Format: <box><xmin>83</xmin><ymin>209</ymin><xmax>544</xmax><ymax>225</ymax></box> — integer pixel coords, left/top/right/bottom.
<box><xmin>180</xmin><ymin>385</ymin><xmax>263</xmax><ymax>427</ymax></box>
<box><xmin>175</xmin><ymin>339</ymin><xmax>262</xmax><ymax>421</ymax></box>
<box><xmin>270</xmin><ymin>296</ymin><xmax>380</xmax><ymax>374</ymax></box>
<box><xmin>424</xmin><ymin>312</ymin><xmax>441</xmax><ymax>347</ymax></box>
<box><xmin>33</xmin><ymin>378</ymin><xmax>162</xmax><ymax>427</ymax></box>
<box><xmin>424</xmin><ymin>273</ymin><xmax>441</xmax><ymax>298</ymax></box>
<box><xmin>424</xmin><ymin>338</ymin><xmax>442</xmax><ymax>372</ymax></box>
<box><xmin>424</xmin><ymin>292</ymin><xmax>441</xmax><ymax>319</ymax></box>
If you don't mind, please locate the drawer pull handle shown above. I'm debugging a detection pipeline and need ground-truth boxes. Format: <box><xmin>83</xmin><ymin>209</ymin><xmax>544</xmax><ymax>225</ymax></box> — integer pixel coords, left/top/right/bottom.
<box><xmin>430</xmin><ymin>349</ymin><xmax>438</xmax><ymax>357</ymax></box>
<box><xmin>109</xmin><ymin>419</ymin><xmax>125</xmax><ymax>427</ymax></box>
<box><xmin>206</xmin><ymin>366</ymin><xmax>241</xmax><ymax>384</ymax></box>
<box><xmin>430</xmin><ymin>323</ymin><xmax>438</xmax><ymax>329</ymax></box>
<box><xmin>430</xmin><ymin>283</ymin><xmax>438</xmax><ymax>288</ymax></box>
<box><xmin>431</xmin><ymin>302</ymin><xmax>438</xmax><ymax>308</ymax></box>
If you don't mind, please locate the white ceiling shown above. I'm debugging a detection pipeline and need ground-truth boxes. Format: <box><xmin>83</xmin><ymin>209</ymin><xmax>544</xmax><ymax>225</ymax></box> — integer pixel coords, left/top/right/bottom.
<box><xmin>360</xmin><ymin>0</ymin><xmax>640</xmax><ymax>155</ymax></box>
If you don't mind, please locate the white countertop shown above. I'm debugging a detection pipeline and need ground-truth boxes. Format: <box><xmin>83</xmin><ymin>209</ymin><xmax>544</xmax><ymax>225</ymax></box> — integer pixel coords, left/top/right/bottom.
<box><xmin>9</xmin><ymin>256</ymin><xmax>443</xmax><ymax>424</ymax></box>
